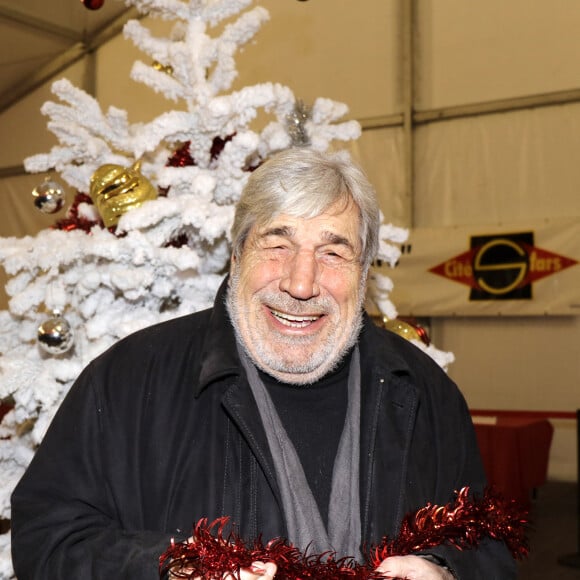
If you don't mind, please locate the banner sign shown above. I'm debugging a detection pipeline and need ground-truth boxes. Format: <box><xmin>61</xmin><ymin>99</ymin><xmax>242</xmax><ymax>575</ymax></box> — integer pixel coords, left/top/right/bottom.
<box><xmin>383</xmin><ymin>218</ymin><xmax>580</xmax><ymax>316</ymax></box>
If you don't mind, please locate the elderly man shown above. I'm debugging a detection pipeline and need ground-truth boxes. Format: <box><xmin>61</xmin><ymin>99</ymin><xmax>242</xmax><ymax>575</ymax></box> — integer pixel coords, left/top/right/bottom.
<box><xmin>11</xmin><ymin>148</ymin><xmax>516</xmax><ymax>579</ymax></box>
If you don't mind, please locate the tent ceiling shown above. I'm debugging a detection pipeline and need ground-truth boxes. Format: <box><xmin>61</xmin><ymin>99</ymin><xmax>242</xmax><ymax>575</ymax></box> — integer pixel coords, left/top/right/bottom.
<box><xmin>0</xmin><ymin>0</ymin><xmax>135</xmax><ymax>115</ymax></box>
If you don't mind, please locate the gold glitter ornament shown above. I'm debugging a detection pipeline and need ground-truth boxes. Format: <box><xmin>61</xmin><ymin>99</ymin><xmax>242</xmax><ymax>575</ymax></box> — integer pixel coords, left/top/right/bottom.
<box><xmin>153</xmin><ymin>60</ymin><xmax>174</xmax><ymax>76</ymax></box>
<box><xmin>383</xmin><ymin>317</ymin><xmax>430</xmax><ymax>345</ymax></box>
<box><xmin>89</xmin><ymin>162</ymin><xmax>158</xmax><ymax>228</ymax></box>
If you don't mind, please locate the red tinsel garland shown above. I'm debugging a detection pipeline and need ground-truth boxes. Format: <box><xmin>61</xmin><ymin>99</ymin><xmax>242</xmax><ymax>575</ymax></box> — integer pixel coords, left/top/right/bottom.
<box><xmin>53</xmin><ymin>192</ymin><xmax>101</xmax><ymax>233</ymax></box>
<box><xmin>159</xmin><ymin>487</ymin><xmax>529</xmax><ymax>579</ymax></box>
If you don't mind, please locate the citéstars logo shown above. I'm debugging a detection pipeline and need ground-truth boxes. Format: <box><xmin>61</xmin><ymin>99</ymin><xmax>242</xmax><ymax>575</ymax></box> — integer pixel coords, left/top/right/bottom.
<box><xmin>429</xmin><ymin>231</ymin><xmax>578</xmax><ymax>301</ymax></box>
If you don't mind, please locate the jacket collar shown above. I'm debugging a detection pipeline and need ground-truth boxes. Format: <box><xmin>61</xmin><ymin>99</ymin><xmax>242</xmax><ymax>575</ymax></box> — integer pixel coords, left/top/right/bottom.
<box><xmin>195</xmin><ymin>276</ymin><xmax>242</xmax><ymax>396</ymax></box>
<box><xmin>358</xmin><ymin>312</ymin><xmax>415</xmax><ymax>378</ymax></box>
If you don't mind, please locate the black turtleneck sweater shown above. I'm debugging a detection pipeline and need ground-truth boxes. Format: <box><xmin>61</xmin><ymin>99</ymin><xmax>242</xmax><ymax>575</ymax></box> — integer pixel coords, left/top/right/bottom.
<box><xmin>258</xmin><ymin>351</ymin><xmax>351</xmax><ymax>525</ymax></box>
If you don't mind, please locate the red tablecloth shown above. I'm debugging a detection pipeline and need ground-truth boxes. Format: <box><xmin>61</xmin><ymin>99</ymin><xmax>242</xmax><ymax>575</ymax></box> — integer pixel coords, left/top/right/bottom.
<box><xmin>473</xmin><ymin>417</ymin><xmax>554</xmax><ymax>504</ymax></box>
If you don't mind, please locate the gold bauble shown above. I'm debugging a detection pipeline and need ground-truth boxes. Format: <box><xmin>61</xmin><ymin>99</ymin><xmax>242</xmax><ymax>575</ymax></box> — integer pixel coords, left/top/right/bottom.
<box><xmin>383</xmin><ymin>317</ymin><xmax>429</xmax><ymax>345</ymax></box>
<box><xmin>89</xmin><ymin>162</ymin><xmax>158</xmax><ymax>228</ymax></box>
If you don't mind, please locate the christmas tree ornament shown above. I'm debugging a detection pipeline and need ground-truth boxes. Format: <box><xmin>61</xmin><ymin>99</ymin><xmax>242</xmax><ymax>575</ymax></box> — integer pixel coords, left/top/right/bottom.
<box><xmin>160</xmin><ymin>488</ymin><xmax>529</xmax><ymax>579</ymax></box>
<box><xmin>210</xmin><ymin>134</ymin><xmax>235</xmax><ymax>161</ymax></box>
<box><xmin>37</xmin><ymin>313</ymin><xmax>74</xmax><ymax>355</ymax></box>
<box><xmin>89</xmin><ymin>161</ymin><xmax>158</xmax><ymax>228</ymax></box>
<box><xmin>81</xmin><ymin>0</ymin><xmax>105</xmax><ymax>10</ymax></box>
<box><xmin>54</xmin><ymin>192</ymin><xmax>99</xmax><ymax>232</ymax></box>
<box><xmin>32</xmin><ymin>178</ymin><xmax>66</xmax><ymax>214</ymax></box>
<box><xmin>153</xmin><ymin>60</ymin><xmax>174</xmax><ymax>76</ymax></box>
<box><xmin>167</xmin><ymin>142</ymin><xmax>195</xmax><ymax>168</ymax></box>
<box><xmin>383</xmin><ymin>317</ymin><xmax>430</xmax><ymax>345</ymax></box>
<box><xmin>286</xmin><ymin>100</ymin><xmax>312</xmax><ymax>146</ymax></box>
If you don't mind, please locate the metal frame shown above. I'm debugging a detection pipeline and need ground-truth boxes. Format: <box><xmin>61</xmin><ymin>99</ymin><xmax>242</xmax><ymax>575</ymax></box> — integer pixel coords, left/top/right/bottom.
<box><xmin>0</xmin><ymin>6</ymin><xmax>138</xmax><ymax>116</ymax></box>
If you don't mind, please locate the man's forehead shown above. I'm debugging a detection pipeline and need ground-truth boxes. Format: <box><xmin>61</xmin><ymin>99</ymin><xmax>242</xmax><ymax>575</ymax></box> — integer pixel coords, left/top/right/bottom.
<box><xmin>257</xmin><ymin>199</ymin><xmax>359</xmax><ymax>232</ymax></box>
<box><xmin>256</xmin><ymin>210</ymin><xmax>358</xmax><ymax>238</ymax></box>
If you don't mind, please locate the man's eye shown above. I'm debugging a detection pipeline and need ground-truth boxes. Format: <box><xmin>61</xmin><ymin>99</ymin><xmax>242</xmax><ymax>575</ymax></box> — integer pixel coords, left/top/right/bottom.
<box><xmin>322</xmin><ymin>250</ymin><xmax>345</xmax><ymax>260</ymax></box>
<box><xmin>261</xmin><ymin>243</ymin><xmax>288</xmax><ymax>252</ymax></box>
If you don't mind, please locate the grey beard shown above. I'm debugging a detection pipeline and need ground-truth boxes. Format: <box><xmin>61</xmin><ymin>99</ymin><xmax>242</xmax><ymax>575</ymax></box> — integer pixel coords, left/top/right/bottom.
<box><xmin>226</xmin><ymin>270</ymin><xmax>365</xmax><ymax>384</ymax></box>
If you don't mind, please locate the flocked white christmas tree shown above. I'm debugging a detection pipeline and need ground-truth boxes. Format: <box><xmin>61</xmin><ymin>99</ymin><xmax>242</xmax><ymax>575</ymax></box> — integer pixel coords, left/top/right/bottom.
<box><xmin>0</xmin><ymin>1</ymin><xmax>452</xmax><ymax>576</ymax></box>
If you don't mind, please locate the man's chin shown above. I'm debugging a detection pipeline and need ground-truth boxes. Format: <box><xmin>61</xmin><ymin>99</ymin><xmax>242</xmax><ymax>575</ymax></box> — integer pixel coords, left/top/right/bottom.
<box><xmin>260</xmin><ymin>365</ymin><xmax>330</xmax><ymax>386</ymax></box>
<box><xmin>255</xmin><ymin>350</ymin><xmax>340</xmax><ymax>385</ymax></box>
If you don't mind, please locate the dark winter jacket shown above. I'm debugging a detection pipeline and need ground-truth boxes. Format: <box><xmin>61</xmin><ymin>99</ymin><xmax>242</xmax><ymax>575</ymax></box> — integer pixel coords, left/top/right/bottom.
<box><xmin>11</xmin><ymin>280</ymin><xmax>517</xmax><ymax>579</ymax></box>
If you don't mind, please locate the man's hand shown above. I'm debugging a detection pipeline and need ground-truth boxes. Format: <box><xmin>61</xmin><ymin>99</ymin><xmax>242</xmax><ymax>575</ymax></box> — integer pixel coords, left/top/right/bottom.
<box><xmin>233</xmin><ymin>561</ymin><xmax>277</xmax><ymax>580</ymax></box>
<box><xmin>168</xmin><ymin>533</ymin><xmax>277</xmax><ymax>580</ymax></box>
<box><xmin>169</xmin><ymin>560</ymin><xmax>277</xmax><ymax>580</ymax></box>
<box><xmin>376</xmin><ymin>555</ymin><xmax>454</xmax><ymax>580</ymax></box>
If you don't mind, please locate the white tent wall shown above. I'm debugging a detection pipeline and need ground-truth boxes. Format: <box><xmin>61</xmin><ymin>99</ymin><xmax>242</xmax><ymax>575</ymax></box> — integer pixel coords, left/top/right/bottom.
<box><xmin>414</xmin><ymin>106</ymin><xmax>580</xmax><ymax>227</ymax></box>
<box><xmin>416</xmin><ymin>107</ymin><xmax>580</xmax><ymax>480</ymax></box>
<box><xmin>0</xmin><ymin>0</ymin><xmax>579</xmax><ymax>480</ymax></box>
<box><xmin>415</xmin><ymin>0</ymin><xmax>580</xmax><ymax>109</ymax></box>
<box><xmin>412</xmin><ymin>0</ymin><xmax>580</xmax><ymax>482</ymax></box>
<box><xmin>92</xmin><ymin>1</ymin><xmax>401</xmax><ymax>123</ymax></box>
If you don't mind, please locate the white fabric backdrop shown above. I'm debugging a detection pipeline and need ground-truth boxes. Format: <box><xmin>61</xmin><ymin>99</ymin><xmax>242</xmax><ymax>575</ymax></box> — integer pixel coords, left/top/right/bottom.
<box><xmin>414</xmin><ymin>104</ymin><xmax>580</xmax><ymax>227</ymax></box>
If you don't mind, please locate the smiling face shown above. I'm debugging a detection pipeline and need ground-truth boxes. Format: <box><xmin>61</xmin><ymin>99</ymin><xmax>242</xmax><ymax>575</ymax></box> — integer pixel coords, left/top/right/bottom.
<box><xmin>227</xmin><ymin>199</ymin><xmax>366</xmax><ymax>384</ymax></box>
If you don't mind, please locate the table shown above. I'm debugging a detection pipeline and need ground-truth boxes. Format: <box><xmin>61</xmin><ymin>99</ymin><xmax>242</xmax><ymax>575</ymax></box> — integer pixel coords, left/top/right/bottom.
<box><xmin>473</xmin><ymin>416</ymin><xmax>554</xmax><ymax>504</ymax></box>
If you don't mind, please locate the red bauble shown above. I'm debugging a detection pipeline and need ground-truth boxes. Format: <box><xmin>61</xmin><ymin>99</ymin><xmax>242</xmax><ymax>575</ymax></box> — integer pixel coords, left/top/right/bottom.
<box><xmin>81</xmin><ymin>0</ymin><xmax>105</xmax><ymax>10</ymax></box>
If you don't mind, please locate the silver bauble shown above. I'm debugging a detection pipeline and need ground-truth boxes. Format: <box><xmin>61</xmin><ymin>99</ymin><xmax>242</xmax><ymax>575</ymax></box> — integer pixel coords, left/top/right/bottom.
<box><xmin>38</xmin><ymin>315</ymin><xmax>74</xmax><ymax>355</ymax></box>
<box><xmin>32</xmin><ymin>178</ymin><xmax>66</xmax><ymax>214</ymax></box>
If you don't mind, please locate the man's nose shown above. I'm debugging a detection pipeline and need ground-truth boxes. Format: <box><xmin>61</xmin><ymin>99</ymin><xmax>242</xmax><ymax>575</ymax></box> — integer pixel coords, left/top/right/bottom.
<box><xmin>279</xmin><ymin>251</ymin><xmax>320</xmax><ymax>300</ymax></box>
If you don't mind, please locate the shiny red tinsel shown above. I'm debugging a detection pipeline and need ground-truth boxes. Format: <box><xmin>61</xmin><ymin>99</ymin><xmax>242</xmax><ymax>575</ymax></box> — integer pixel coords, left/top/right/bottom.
<box><xmin>167</xmin><ymin>142</ymin><xmax>195</xmax><ymax>168</ymax></box>
<box><xmin>53</xmin><ymin>192</ymin><xmax>101</xmax><ymax>233</ymax></box>
<box><xmin>165</xmin><ymin>136</ymin><xmax>235</xmax><ymax>169</ymax></box>
<box><xmin>159</xmin><ymin>487</ymin><xmax>529</xmax><ymax>579</ymax></box>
